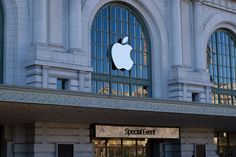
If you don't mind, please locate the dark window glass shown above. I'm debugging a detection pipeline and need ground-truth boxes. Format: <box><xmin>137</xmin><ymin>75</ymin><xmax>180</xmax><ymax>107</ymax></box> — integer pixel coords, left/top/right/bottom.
<box><xmin>57</xmin><ymin>79</ymin><xmax>69</xmax><ymax>90</ymax></box>
<box><xmin>195</xmin><ymin>145</ymin><xmax>206</xmax><ymax>157</ymax></box>
<box><xmin>215</xmin><ymin>132</ymin><xmax>236</xmax><ymax>157</ymax></box>
<box><xmin>58</xmin><ymin>144</ymin><xmax>73</xmax><ymax>157</ymax></box>
<box><xmin>192</xmin><ymin>93</ymin><xmax>199</xmax><ymax>102</ymax></box>
<box><xmin>207</xmin><ymin>29</ymin><xmax>236</xmax><ymax>105</ymax></box>
<box><xmin>91</xmin><ymin>3</ymin><xmax>151</xmax><ymax>97</ymax></box>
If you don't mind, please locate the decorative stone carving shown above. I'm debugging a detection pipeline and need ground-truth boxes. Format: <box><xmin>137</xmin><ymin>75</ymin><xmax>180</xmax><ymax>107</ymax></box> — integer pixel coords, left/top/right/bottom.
<box><xmin>202</xmin><ymin>0</ymin><xmax>236</xmax><ymax>12</ymax></box>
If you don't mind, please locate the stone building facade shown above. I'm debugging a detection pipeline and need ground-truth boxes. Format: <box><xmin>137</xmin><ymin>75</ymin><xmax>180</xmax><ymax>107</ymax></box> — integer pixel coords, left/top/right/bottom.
<box><xmin>0</xmin><ymin>0</ymin><xmax>236</xmax><ymax>157</ymax></box>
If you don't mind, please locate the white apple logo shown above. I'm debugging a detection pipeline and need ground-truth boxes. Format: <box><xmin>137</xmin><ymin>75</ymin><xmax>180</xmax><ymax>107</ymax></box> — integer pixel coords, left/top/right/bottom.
<box><xmin>111</xmin><ymin>36</ymin><xmax>134</xmax><ymax>70</ymax></box>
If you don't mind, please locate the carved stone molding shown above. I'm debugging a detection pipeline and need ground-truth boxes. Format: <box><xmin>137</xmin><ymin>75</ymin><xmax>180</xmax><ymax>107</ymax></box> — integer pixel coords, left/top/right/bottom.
<box><xmin>202</xmin><ymin>0</ymin><xmax>236</xmax><ymax>12</ymax></box>
<box><xmin>0</xmin><ymin>85</ymin><xmax>236</xmax><ymax>117</ymax></box>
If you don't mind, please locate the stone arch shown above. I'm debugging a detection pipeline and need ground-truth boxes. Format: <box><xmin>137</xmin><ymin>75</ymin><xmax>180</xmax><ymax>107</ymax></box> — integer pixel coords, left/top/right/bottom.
<box><xmin>203</xmin><ymin>12</ymin><xmax>236</xmax><ymax>70</ymax></box>
<box><xmin>1</xmin><ymin>0</ymin><xmax>17</xmax><ymax>84</ymax></box>
<box><xmin>82</xmin><ymin>0</ymin><xmax>169</xmax><ymax>98</ymax></box>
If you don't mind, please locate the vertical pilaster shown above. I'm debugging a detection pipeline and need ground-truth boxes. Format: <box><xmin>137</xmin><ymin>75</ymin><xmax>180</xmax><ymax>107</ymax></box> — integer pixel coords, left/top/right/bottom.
<box><xmin>193</xmin><ymin>0</ymin><xmax>204</xmax><ymax>70</ymax></box>
<box><xmin>32</xmin><ymin>0</ymin><xmax>47</xmax><ymax>44</ymax></box>
<box><xmin>172</xmin><ymin>0</ymin><xmax>183</xmax><ymax>66</ymax></box>
<box><xmin>79</xmin><ymin>71</ymin><xmax>84</xmax><ymax>91</ymax></box>
<box><xmin>69</xmin><ymin>0</ymin><xmax>82</xmax><ymax>51</ymax></box>
<box><xmin>49</xmin><ymin>0</ymin><xmax>64</xmax><ymax>45</ymax></box>
<box><xmin>42</xmin><ymin>66</ymin><xmax>48</xmax><ymax>88</ymax></box>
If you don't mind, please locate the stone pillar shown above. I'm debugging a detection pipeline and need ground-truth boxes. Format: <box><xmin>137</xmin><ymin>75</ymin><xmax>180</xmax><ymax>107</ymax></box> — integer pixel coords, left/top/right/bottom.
<box><xmin>42</xmin><ymin>66</ymin><xmax>49</xmax><ymax>88</ymax></box>
<box><xmin>32</xmin><ymin>0</ymin><xmax>47</xmax><ymax>44</ymax></box>
<box><xmin>172</xmin><ymin>0</ymin><xmax>183</xmax><ymax>66</ymax></box>
<box><xmin>193</xmin><ymin>0</ymin><xmax>204</xmax><ymax>70</ymax></box>
<box><xmin>79</xmin><ymin>71</ymin><xmax>85</xmax><ymax>91</ymax></box>
<box><xmin>49</xmin><ymin>0</ymin><xmax>64</xmax><ymax>45</ymax></box>
<box><xmin>69</xmin><ymin>0</ymin><xmax>82</xmax><ymax>51</ymax></box>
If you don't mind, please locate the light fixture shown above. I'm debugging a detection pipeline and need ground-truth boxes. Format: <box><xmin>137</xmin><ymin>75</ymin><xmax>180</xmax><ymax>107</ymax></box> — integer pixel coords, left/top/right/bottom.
<box><xmin>213</xmin><ymin>137</ymin><xmax>218</xmax><ymax>144</ymax></box>
<box><xmin>223</xmin><ymin>132</ymin><xmax>227</xmax><ymax>137</ymax></box>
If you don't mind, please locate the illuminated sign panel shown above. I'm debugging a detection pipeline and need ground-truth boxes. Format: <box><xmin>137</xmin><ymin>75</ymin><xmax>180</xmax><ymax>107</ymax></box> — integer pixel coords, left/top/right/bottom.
<box><xmin>95</xmin><ymin>125</ymin><xmax>179</xmax><ymax>139</ymax></box>
<box><xmin>111</xmin><ymin>36</ymin><xmax>134</xmax><ymax>70</ymax></box>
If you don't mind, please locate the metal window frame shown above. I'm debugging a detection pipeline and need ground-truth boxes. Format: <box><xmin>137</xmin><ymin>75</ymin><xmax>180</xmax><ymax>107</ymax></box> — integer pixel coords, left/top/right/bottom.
<box><xmin>91</xmin><ymin>3</ymin><xmax>152</xmax><ymax>98</ymax></box>
<box><xmin>208</xmin><ymin>29</ymin><xmax>236</xmax><ymax>105</ymax></box>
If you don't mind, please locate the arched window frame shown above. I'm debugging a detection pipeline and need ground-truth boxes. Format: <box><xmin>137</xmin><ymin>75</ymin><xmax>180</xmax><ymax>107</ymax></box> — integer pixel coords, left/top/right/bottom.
<box><xmin>207</xmin><ymin>29</ymin><xmax>236</xmax><ymax>105</ymax></box>
<box><xmin>91</xmin><ymin>2</ymin><xmax>152</xmax><ymax>98</ymax></box>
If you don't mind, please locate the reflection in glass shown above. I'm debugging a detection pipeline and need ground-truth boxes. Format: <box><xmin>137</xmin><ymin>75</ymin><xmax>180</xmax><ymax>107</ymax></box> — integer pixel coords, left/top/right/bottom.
<box><xmin>94</xmin><ymin>139</ymin><xmax>147</xmax><ymax>157</ymax></box>
<box><xmin>107</xmin><ymin>140</ymin><xmax>122</xmax><ymax>157</ymax></box>
<box><xmin>94</xmin><ymin>140</ymin><xmax>106</xmax><ymax>157</ymax></box>
<box><xmin>91</xmin><ymin>3</ymin><xmax>151</xmax><ymax>97</ymax></box>
<box><xmin>207</xmin><ymin>29</ymin><xmax>236</xmax><ymax>105</ymax></box>
<box><xmin>215</xmin><ymin>132</ymin><xmax>236</xmax><ymax>157</ymax></box>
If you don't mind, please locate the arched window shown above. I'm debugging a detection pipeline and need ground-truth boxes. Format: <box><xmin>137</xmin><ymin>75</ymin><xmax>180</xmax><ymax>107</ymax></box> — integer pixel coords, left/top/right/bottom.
<box><xmin>207</xmin><ymin>29</ymin><xmax>236</xmax><ymax>105</ymax></box>
<box><xmin>91</xmin><ymin>3</ymin><xmax>151</xmax><ymax>97</ymax></box>
<box><xmin>0</xmin><ymin>2</ymin><xmax>3</xmax><ymax>84</ymax></box>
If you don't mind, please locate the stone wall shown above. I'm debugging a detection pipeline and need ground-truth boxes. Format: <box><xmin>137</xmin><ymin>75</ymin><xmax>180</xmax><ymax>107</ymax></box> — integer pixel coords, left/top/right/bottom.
<box><xmin>2</xmin><ymin>122</ymin><xmax>93</xmax><ymax>157</ymax></box>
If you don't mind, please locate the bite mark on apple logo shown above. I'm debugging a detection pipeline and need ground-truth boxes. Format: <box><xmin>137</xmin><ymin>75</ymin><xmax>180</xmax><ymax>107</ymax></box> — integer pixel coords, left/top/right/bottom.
<box><xmin>111</xmin><ymin>36</ymin><xmax>134</xmax><ymax>71</ymax></box>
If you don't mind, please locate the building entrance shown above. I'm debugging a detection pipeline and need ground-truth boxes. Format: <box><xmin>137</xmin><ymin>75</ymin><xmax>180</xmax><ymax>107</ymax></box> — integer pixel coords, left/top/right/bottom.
<box><xmin>93</xmin><ymin>139</ymin><xmax>165</xmax><ymax>157</ymax></box>
<box><xmin>92</xmin><ymin>125</ymin><xmax>179</xmax><ymax>157</ymax></box>
<box><xmin>94</xmin><ymin>139</ymin><xmax>147</xmax><ymax>157</ymax></box>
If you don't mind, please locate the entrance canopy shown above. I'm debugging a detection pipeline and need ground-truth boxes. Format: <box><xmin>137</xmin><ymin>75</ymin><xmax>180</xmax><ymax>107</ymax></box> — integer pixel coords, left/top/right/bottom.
<box><xmin>0</xmin><ymin>85</ymin><xmax>236</xmax><ymax>131</ymax></box>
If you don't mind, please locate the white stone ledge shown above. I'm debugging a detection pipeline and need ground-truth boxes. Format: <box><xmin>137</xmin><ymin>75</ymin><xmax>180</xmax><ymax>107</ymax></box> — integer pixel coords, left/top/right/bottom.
<box><xmin>0</xmin><ymin>84</ymin><xmax>236</xmax><ymax>118</ymax></box>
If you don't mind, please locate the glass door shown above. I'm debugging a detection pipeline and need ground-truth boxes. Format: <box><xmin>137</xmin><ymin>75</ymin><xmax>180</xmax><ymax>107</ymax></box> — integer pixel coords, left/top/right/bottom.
<box><xmin>123</xmin><ymin>139</ymin><xmax>136</xmax><ymax>157</ymax></box>
<box><xmin>137</xmin><ymin>140</ymin><xmax>147</xmax><ymax>157</ymax></box>
<box><xmin>94</xmin><ymin>140</ymin><xmax>106</xmax><ymax>157</ymax></box>
<box><xmin>107</xmin><ymin>139</ymin><xmax>122</xmax><ymax>157</ymax></box>
<box><xmin>94</xmin><ymin>139</ymin><xmax>147</xmax><ymax>157</ymax></box>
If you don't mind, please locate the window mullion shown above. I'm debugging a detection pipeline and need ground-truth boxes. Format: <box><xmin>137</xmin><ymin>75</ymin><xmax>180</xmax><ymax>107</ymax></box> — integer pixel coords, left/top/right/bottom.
<box><xmin>91</xmin><ymin>4</ymin><xmax>151</xmax><ymax>98</ymax></box>
<box><xmin>215</xmin><ymin>32</ymin><xmax>221</xmax><ymax>104</ymax></box>
<box><xmin>228</xmin><ymin>34</ymin><xmax>234</xmax><ymax>104</ymax></box>
<box><xmin>108</xmin><ymin>5</ymin><xmax>112</xmax><ymax>95</ymax></box>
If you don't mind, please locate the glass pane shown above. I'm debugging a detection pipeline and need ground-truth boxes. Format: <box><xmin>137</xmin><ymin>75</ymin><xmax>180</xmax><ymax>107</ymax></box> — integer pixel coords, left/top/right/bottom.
<box><xmin>104</xmin><ymin>82</ymin><xmax>110</xmax><ymax>94</ymax></box>
<box><xmin>112</xmin><ymin>83</ymin><xmax>117</xmax><ymax>95</ymax></box>
<box><xmin>92</xmin><ymin>80</ymin><xmax>96</xmax><ymax>93</ymax></box>
<box><xmin>111</xmin><ymin>20</ymin><xmax>116</xmax><ymax>33</ymax></box>
<box><xmin>137</xmin><ymin>139</ymin><xmax>147</xmax><ymax>157</ymax></box>
<box><xmin>229</xmin><ymin>133</ymin><xmax>236</xmax><ymax>157</ymax></box>
<box><xmin>218</xmin><ymin>132</ymin><xmax>229</xmax><ymax>157</ymax></box>
<box><xmin>97</xmin><ymin>16</ymin><xmax>102</xmax><ymax>30</ymax></box>
<box><xmin>123</xmin><ymin>139</ymin><xmax>136</xmax><ymax>157</ymax></box>
<box><xmin>103</xmin><ymin>32</ymin><xmax>108</xmax><ymax>45</ymax></box>
<box><xmin>94</xmin><ymin>140</ymin><xmax>106</xmax><ymax>157</ymax></box>
<box><xmin>118</xmin><ymin>83</ymin><xmax>123</xmax><ymax>96</ymax></box>
<box><xmin>131</xmin><ymin>85</ymin><xmax>137</xmax><ymax>97</ymax></box>
<box><xmin>137</xmin><ymin>147</ymin><xmax>146</xmax><ymax>157</ymax></box>
<box><xmin>107</xmin><ymin>139</ymin><xmax>122</xmax><ymax>157</ymax></box>
<box><xmin>137</xmin><ymin>86</ymin><xmax>143</xmax><ymax>97</ymax></box>
<box><xmin>97</xmin><ymin>81</ymin><xmax>103</xmax><ymax>94</ymax></box>
<box><xmin>143</xmin><ymin>86</ymin><xmax>148</xmax><ymax>98</ymax></box>
<box><xmin>104</xmin><ymin>60</ymin><xmax>109</xmax><ymax>74</ymax></box>
<box><xmin>208</xmin><ymin>30</ymin><xmax>236</xmax><ymax>105</ymax></box>
<box><xmin>91</xmin><ymin>4</ymin><xmax>151</xmax><ymax>97</ymax></box>
<box><xmin>124</xmin><ymin>84</ymin><xmax>129</xmax><ymax>96</ymax></box>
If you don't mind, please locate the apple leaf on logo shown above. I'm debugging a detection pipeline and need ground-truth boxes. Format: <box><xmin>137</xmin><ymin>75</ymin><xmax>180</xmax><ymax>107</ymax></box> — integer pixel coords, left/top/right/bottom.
<box><xmin>122</xmin><ymin>36</ymin><xmax>129</xmax><ymax>44</ymax></box>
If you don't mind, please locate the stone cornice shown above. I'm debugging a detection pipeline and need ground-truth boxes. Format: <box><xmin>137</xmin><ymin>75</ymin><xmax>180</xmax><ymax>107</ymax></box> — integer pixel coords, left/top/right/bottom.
<box><xmin>202</xmin><ymin>0</ymin><xmax>236</xmax><ymax>13</ymax></box>
<box><xmin>0</xmin><ymin>85</ymin><xmax>236</xmax><ymax>117</ymax></box>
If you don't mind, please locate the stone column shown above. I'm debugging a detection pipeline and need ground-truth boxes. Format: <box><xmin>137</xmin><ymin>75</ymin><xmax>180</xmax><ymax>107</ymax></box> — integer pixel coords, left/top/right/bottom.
<box><xmin>42</xmin><ymin>66</ymin><xmax>48</xmax><ymax>88</ymax></box>
<box><xmin>32</xmin><ymin>0</ymin><xmax>47</xmax><ymax>44</ymax></box>
<box><xmin>193</xmin><ymin>0</ymin><xmax>204</xmax><ymax>70</ymax></box>
<box><xmin>49</xmin><ymin>0</ymin><xmax>64</xmax><ymax>45</ymax></box>
<box><xmin>79</xmin><ymin>70</ymin><xmax>86</xmax><ymax>91</ymax></box>
<box><xmin>69</xmin><ymin>0</ymin><xmax>82</xmax><ymax>51</ymax></box>
<box><xmin>172</xmin><ymin>0</ymin><xmax>183</xmax><ymax>66</ymax></box>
